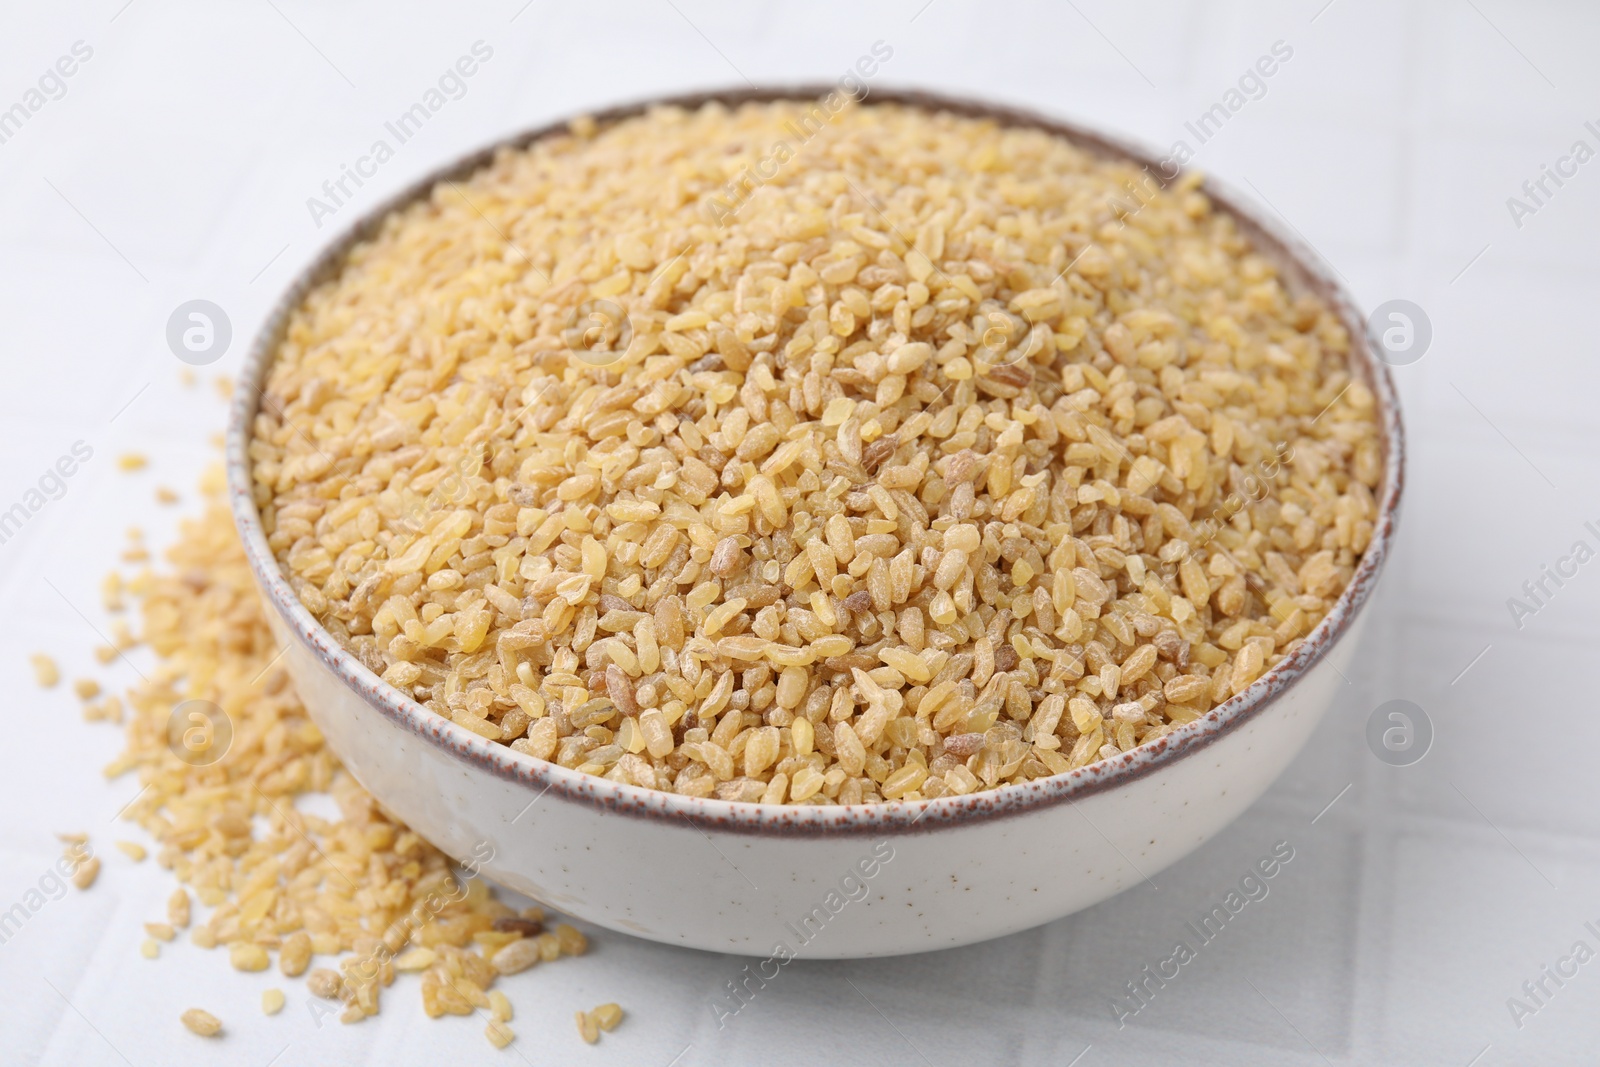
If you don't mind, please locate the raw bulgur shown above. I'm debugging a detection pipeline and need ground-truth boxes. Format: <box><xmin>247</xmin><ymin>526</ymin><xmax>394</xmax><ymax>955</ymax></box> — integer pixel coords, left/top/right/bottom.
<box><xmin>30</xmin><ymin>653</ymin><xmax>60</xmax><ymax>688</ymax></box>
<box><xmin>71</xmin><ymin>855</ymin><xmax>100</xmax><ymax>890</ymax></box>
<box><xmin>94</xmin><ymin>469</ymin><xmax>590</xmax><ymax>1038</ymax></box>
<box><xmin>252</xmin><ymin>99</ymin><xmax>1382</xmax><ymax>805</ymax></box>
<box><xmin>180</xmin><ymin>1007</ymin><xmax>222</xmax><ymax>1037</ymax></box>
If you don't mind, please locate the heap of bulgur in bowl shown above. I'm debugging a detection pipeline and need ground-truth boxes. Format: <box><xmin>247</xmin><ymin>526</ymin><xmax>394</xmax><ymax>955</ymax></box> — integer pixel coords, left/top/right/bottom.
<box><xmin>250</xmin><ymin>97</ymin><xmax>1383</xmax><ymax>808</ymax></box>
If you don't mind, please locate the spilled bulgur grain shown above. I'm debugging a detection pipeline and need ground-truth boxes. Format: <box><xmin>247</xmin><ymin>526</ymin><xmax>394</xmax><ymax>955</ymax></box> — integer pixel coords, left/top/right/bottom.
<box><xmin>31</xmin><ymin>653</ymin><xmax>60</xmax><ymax>688</ymax></box>
<box><xmin>486</xmin><ymin>1018</ymin><xmax>516</xmax><ymax>1049</ymax></box>
<box><xmin>180</xmin><ymin>1008</ymin><xmax>222</xmax><ymax>1037</ymax></box>
<box><xmin>71</xmin><ymin>855</ymin><xmax>100</xmax><ymax>890</ymax></box>
<box><xmin>230</xmin><ymin>942</ymin><xmax>271</xmax><ymax>972</ymax></box>
<box><xmin>576</xmin><ymin>1001</ymin><xmax>624</xmax><ymax>1044</ymax></box>
<box><xmin>592</xmin><ymin>1002</ymin><xmax>624</xmax><ymax>1032</ymax></box>
<box><xmin>95</xmin><ymin>470</ymin><xmax>588</xmax><ymax>1028</ymax></box>
<box><xmin>168</xmin><ymin>888</ymin><xmax>191</xmax><ymax>929</ymax></box>
<box><xmin>254</xmin><ymin>100</ymin><xmax>1381</xmax><ymax>805</ymax></box>
<box><xmin>103</xmin><ymin>572</ymin><xmax>125</xmax><ymax>613</ymax></box>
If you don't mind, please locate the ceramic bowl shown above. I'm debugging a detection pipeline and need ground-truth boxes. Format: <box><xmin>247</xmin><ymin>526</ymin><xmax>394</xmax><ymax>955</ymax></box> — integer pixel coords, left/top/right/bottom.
<box><xmin>226</xmin><ymin>86</ymin><xmax>1403</xmax><ymax>959</ymax></box>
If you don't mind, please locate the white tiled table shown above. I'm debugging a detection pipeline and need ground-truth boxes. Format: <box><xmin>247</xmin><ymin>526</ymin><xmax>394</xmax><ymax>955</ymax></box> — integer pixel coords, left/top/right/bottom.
<box><xmin>3</xmin><ymin>2</ymin><xmax>1596</xmax><ymax>1063</ymax></box>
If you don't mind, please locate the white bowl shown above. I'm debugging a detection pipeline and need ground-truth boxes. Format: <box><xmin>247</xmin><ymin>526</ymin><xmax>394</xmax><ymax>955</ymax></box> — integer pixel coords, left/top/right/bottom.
<box><xmin>227</xmin><ymin>87</ymin><xmax>1404</xmax><ymax>959</ymax></box>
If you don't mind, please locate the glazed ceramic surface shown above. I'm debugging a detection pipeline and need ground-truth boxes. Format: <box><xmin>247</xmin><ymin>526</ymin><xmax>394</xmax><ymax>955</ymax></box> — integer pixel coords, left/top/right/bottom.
<box><xmin>227</xmin><ymin>87</ymin><xmax>1404</xmax><ymax>958</ymax></box>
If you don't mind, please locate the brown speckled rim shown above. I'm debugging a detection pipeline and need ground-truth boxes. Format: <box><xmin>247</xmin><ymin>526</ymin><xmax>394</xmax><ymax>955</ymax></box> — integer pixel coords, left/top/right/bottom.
<box><xmin>225</xmin><ymin>85</ymin><xmax>1403</xmax><ymax>838</ymax></box>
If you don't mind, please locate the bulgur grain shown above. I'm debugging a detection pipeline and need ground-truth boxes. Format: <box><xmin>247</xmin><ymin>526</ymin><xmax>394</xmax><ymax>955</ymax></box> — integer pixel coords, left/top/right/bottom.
<box><xmin>87</xmin><ymin>474</ymin><xmax>587</xmax><ymax>1031</ymax></box>
<box><xmin>262</xmin><ymin>988</ymin><xmax>286</xmax><ymax>1015</ymax></box>
<box><xmin>395</xmin><ymin>946</ymin><xmax>437</xmax><ymax>972</ymax></box>
<box><xmin>180</xmin><ymin>1008</ymin><xmax>222</xmax><ymax>1037</ymax></box>
<box><xmin>490</xmin><ymin>938</ymin><xmax>540</xmax><ymax>976</ymax></box>
<box><xmin>30</xmin><ymin>653</ymin><xmax>60</xmax><ymax>688</ymax></box>
<box><xmin>306</xmin><ymin>968</ymin><xmax>343</xmax><ymax>1000</ymax></box>
<box><xmin>276</xmin><ymin>930</ymin><xmax>311</xmax><ymax>976</ymax></box>
<box><xmin>486</xmin><ymin>1019</ymin><xmax>516</xmax><ymax>1049</ymax></box>
<box><xmin>230</xmin><ymin>942</ymin><xmax>271</xmax><ymax>972</ymax></box>
<box><xmin>71</xmin><ymin>856</ymin><xmax>100</xmax><ymax>890</ymax></box>
<box><xmin>592</xmin><ymin>1002</ymin><xmax>624</xmax><ymax>1032</ymax></box>
<box><xmin>167</xmin><ymin>888</ymin><xmax>190</xmax><ymax>929</ymax></box>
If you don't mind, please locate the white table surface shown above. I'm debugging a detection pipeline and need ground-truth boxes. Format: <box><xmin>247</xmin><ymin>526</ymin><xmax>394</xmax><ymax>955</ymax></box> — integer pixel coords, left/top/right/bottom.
<box><xmin>3</xmin><ymin>1</ymin><xmax>1598</xmax><ymax>1063</ymax></box>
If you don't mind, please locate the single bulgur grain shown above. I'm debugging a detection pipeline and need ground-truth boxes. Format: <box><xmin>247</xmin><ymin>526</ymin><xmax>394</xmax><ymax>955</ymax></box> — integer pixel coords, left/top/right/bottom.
<box><xmin>490</xmin><ymin>938</ymin><xmax>539</xmax><ymax>976</ymax></box>
<box><xmin>577</xmin><ymin>1010</ymin><xmax>600</xmax><ymax>1044</ymax></box>
<box><xmin>230</xmin><ymin>942</ymin><xmax>271</xmax><ymax>972</ymax></box>
<box><xmin>115</xmin><ymin>840</ymin><xmax>147</xmax><ymax>862</ymax></box>
<box><xmin>102</xmin><ymin>573</ymin><xmax>124</xmax><ymax>613</ymax></box>
<box><xmin>167</xmin><ymin>889</ymin><xmax>191</xmax><ymax>929</ymax></box>
<box><xmin>156</xmin><ymin>486</ymin><xmax>180</xmax><ymax>504</ymax></box>
<box><xmin>71</xmin><ymin>856</ymin><xmax>100</xmax><ymax>890</ymax></box>
<box><xmin>278</xmin><ymin>931</ymin><xmax>311</xmax><ymax>976</ymax></box>
<box><xmin>489</xmin><ymin>989</ymin><xmax>513</xmax><ymax>1023</ymax></box>
<box><xmin>306</xmin><ymin>968</ymin><xmax>343</xmax><ymax>1000</ymax></box>
<box><xmin>31</xmin><ymin>654</ymin><xmax>60</xmax><ymax>688</ymax></box>
<box><xmin>255</xmin><ymin>100</ymin><xmax>1380</xmax><ymax>804</ymax></box>
<box><xmin>73</xmin><ymin>678</ymin><xmax>101</xmax><ymax>700</ymax></box>
<box><xmin>486</xmin><ymin>1019</ymin><xmax>516</xmax><ymax>1049</ymax></box>
<box><xmin>117</xmin><ymin>453</ymin><xmax>147</xmax><ymax>472</ymax></box>
<box><xmin>495</xmin><ymin>915</ymin><xmax>544</xmax><ymax>937</ymax></box>
<box><xmin>394</xmin><ymin>947</ymin><xmax>436</xmax><ymax>972</ymax></box>
<box><xmin>110</xmin><ymin>619</ymin><xmax>137</xmax><ymax>651</ymax></box>
<box><xmin>592</xmin><ymin>1002</ymin><xmax>624</xmax><ymax>1032</ymax></box>
<box><xmin>180</xmin><ymin>1008</ymin><xmax>222</xmax><ymax>1037</ymax></box>
<box><xmin>554</xmin><ymin>923</ymin><xmax>588</xmax><ymax>956</ymax></box>
<box><xmin>140</xmin><ymin>938</ymin><xmax>160</xmax><ymax>959</ymax></box>
<box><xmin>145</xmin><ymin>922</ymin><xmax>176</xmax><ymax>941</ymax></box>
<box><xmin>262</xmin><ymin>989</ymin><xmax>286</xmax><ymax>1015</ymax></box>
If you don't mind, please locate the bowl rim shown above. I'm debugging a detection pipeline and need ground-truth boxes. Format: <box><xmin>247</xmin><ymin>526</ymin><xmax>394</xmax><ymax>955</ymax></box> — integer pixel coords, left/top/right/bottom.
<box><xmin>225</xmin><ymin>84</ymin><xmax>1404</xmax><ymax>838</ymax></box>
